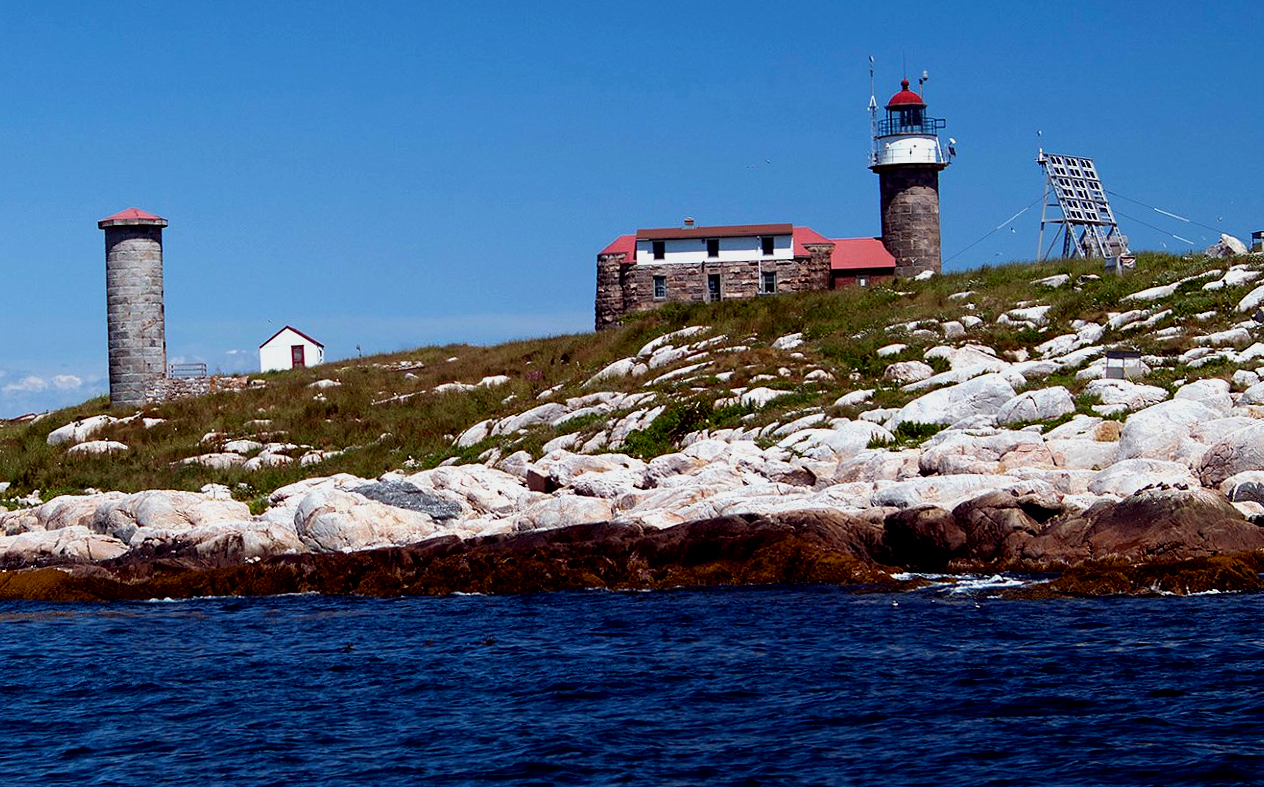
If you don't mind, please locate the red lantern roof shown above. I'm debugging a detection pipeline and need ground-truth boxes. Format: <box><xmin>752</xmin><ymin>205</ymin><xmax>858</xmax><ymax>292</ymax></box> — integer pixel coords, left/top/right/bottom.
<box><xmin>886</xmin><ymin>79</ymin><xmax>925</xmax><ymax>109</ymax></box>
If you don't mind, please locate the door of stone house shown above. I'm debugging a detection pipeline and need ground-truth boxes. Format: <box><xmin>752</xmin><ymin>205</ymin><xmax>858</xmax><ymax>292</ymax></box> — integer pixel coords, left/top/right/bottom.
<box><xmin>707</xmin><ymin>274</ymin><xmax>722</xmax><ymax>302</ymax></box>
<box><xmin>291</xmin><ymin>345</ymin><xmax>306</xmax><ymax>368</ymax></box>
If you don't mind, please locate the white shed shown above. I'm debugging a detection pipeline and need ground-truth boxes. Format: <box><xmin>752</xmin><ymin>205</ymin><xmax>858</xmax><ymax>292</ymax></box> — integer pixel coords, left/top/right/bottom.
<box><xmin>259</xmin><ymin>326</ymin><xmax>325</xmax><ymax>372</ymax></box>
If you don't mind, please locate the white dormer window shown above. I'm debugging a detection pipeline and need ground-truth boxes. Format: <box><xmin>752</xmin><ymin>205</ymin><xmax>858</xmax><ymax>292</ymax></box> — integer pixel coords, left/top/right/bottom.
<box><xmin>761</xmin><ymin>236</ymin><xmax>775</xmax><ymax>256</ymax></box>
<box><xmin>706</xmin><ymin>238</ymin><xmax>719</xmax><ymax>258</ymax></box>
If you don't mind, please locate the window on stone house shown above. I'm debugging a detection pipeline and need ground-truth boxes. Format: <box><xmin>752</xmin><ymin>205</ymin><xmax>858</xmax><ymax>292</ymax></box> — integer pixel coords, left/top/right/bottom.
<box><xmin>653</xmin><ymin>275</ymin><xmax>667</xmax><ymax>300</ymax></box>
<box><xmin>652</xmin><ymin>240</ymin><xmax>666</xmax><ymax>260</ymax></box>
<box><xmin>761</xmin><ymin>236</ymin><xmax>775</xmax><ymax>256</ymax></box>
<box><xmin>706</xmin><ymin>238</ymin><xmax>720</xmax><ymax>258</ymax></box>
<box><xmin>760</xmin><ymin>271</ymin><xmax>776</xmax><ymax>294</ymax></box>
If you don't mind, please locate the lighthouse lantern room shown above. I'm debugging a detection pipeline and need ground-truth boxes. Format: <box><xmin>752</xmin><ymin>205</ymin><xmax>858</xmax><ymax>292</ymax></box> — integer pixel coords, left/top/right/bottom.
<box><xmin>869</xmin><ymin>72</ymin><xmax>951</xmax><ymax>278</ymax></box>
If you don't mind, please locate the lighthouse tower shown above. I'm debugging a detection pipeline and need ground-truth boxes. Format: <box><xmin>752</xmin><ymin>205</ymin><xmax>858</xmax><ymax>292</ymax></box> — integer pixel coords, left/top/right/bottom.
<box><xmin>870</xmin><ymin>77</ymin><xmax>950</xmax><ymax>277</ymax></box>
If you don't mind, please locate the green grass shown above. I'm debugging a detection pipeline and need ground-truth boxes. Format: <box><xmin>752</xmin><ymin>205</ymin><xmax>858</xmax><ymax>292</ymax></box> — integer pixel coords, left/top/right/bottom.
<box><xmin>1</xmin><ymin>250</ymin><xmax>1257</xmax><ymax>504</ymax></box>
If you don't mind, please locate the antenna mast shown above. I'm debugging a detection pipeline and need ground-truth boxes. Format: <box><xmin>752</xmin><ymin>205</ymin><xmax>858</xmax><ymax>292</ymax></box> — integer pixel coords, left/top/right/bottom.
<box><xmin>868</xmin><ymin>56</ymin><xmax>878</xmax><ymax>166</ymax></box>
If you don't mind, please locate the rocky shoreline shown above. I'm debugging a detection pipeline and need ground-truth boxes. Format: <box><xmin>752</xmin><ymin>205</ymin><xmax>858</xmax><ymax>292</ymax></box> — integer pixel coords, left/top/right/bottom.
<box><xmin>4</xmin><ymin>482</ymin><xmax>1264</xmax><ymax>601</ymax></box>
<box><xmin>10</xmin><ymin>263</ymin><xmax>1264</xmax><ymax>600</ymax></box>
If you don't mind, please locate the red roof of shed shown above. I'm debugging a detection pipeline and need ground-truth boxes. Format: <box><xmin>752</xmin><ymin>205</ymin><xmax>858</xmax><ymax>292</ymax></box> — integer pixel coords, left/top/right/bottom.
<box><xmin>886</xmin><ymin>79</ymin><xmax>925</xmax><ymax>108</ymax></box>
<box><xmin>830</xmin><ymin>237</ymin><xmax>895</xmax><ymax>271</ymax></box>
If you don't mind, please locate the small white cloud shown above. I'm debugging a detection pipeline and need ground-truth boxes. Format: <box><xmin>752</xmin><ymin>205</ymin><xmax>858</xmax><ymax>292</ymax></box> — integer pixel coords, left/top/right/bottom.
<box><xmin>52</xmin><ymin>375</ymin><xmax>82</xmax><ymax>390</ymax></box>
<box><xmin>225</xmin><ymin>349</ymin><xmax>244</xmax><ymax>356</ymax></box>
<box><xmin>3</xmin><ymin>376</ymin><xmax>47</xmax><ymax>393</ymax></box>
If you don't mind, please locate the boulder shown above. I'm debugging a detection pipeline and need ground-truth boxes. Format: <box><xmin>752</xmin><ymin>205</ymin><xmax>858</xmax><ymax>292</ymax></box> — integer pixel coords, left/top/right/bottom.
<box><xmin>887</xmin><ymin>373</ymin><xmax>1017</xmax><ymax>431</ymax></box>
<box><xmin>66</xmin><ymin>440</ymin><xmax>129</xmax><ymax>457</ymax></box>
<box><xmin>1087</xmin><ymin>459</ymin><xmax>1198</xmax><ymax>497</ymax></box>
<box><xmin>777</xmin><ymin>422</ymin><xmax>894</xmax><ymax>463</ymax></box>
<box><xmin>513</xmin><ymin>495</ymin><xmax>615</xmax><ymax>532</ymax></box>
<box><xmin>883</xmin><ymin>361</ymin><xmax>934</xmax><ymax>384</ymax></box>
<box><xmin>46</xmin><ymin>415</ymin><xmax>119</xmax><ymax>447</ymax></box>
<box><xmin>1116</xmin><ymin>399</ymin><xmax>1223</xmax><ymax>464</ymax></box>
<box><xmin>0</xmin><ymin>526</ymin><xmax>128</xmax><ymax>567</ymax></box>
<box><xmin>834</xmin><ymin>389</ymin><xmax>875</xmax><ymax>408</ymax></box>
<box><xmin>1046</xmin><ymin>438</ymin><xmax>1118</xmax><ymax>471</ymax></box>
<box><xmin>1236</xmin><ymin>284</ymin><xmax>1264</xmax><ymax>314</ymax></box>
<box><xmin>951</xmin><ymin>487</ymin><xmax>1064</xmax><ymax>563</ymax></box>
<box><xmin>1173</xmin><ymin>378</ymin><xmax>1233</xmax><ymax>415</ymax></box>
<box><xmin>996</xmin><ymin>387</ymin><xmax>1076</xmax><ymax>425</ymax></box>
<box><xmin>870</xmin><ymin>474</ymin><xmax>1026</xmax><ymax>510</ymax></box>
<box><xmin>294</xmin><ymin>489</ymin><xmax>439</xmax><ymax>552</ymax></box>
<box><xmin>1220</xmin><ymin>471</ymin><xmax>1264</xmax><ymax>505</ymax></box>
<box><xmin>1083</xmin><ymin>378</ymin><xmax>1168</xmax><ymax>411</ymax></box>
<box><xmin>350</xmin><ymin>480</ymin><xmax>463</xmax><ymax>519</ymax></box>
<box><xmin>1205</xmin><ymin>233</ymin><xmax>1249</xmax><ymax>258</ymax></box>
<box><xmin>1197</xmin><ymin>422</ymin><xmax>1264</xmax><ymax>487</ymax></box>
<box><xmin>92</xmin><ymin>491</ymin><xmax>255</xmax><ymax>544</ymax></box>
<box><xmin>918</xmin><ymin>429</ymin><xmax>1056</xmax><ymax>476</ymax></box>
<box><xmin>1023</xmin><ymin>487</ymin><xmax>1264</xmax><ymax>565</ymax></box>
<box><xmin>178</xmin><ymin>453</ymin><xmax>246</xmax><ymax>470</ymax></box>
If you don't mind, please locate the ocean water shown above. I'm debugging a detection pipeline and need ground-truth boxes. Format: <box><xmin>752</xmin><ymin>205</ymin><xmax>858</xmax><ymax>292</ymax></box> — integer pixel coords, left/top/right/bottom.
<box><xmin>3</xmin><ymin>582</ymin><xmax>1264</xmax><ymax>786</ymax></box>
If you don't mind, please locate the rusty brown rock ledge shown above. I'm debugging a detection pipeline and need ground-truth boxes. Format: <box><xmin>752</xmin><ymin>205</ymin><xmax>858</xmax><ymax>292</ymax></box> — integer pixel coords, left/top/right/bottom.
<box><xmin>3</xmin><ymin>488</ymin><xmax>1264</xmax><ymax>602</ymax></box>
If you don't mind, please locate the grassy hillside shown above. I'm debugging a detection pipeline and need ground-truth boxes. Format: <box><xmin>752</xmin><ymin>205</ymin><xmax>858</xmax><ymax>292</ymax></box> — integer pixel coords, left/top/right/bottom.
<box><xmin>0</xmin><ymin>252</ymin><xmax>1254</xmax><ymax>512</ymax></box>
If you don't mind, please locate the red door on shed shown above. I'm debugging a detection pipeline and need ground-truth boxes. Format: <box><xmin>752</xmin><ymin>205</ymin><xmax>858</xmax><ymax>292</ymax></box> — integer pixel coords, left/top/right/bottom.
<box><xmin>291</xmin><ymin>345</ymin><xmax>306</xmax><ymax>368</ymax></box>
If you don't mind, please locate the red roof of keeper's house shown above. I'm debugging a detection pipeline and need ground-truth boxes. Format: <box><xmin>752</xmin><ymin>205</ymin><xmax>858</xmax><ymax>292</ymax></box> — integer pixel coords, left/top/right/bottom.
<box><xmin>636</xmin><ymin>223</ymin><xmax>793</xmax><ymax>240</ymax></box>
<box><xmin>830</xmin><ymin>237</ymin><xmax>895</xmax><ymax>271</ymax></box>
<box><xmin>886</xmin><ymin>79</ymin><xmax>925</xmax><ymax>108</ymax></box>
<box><xmin>599</xmin><ymin>233</ymin><xmax>636</xmax><ymax>259</ymax></box>
<box><xmin>98</xmin><ymin>207</ymin><xmax>168</xmax><ymax>228</ymax></box>
<box><xmin>599</xmin><ymin>225</ymin><xmax>894</xmax><ymax>269</ymax></box>
<box><xmin>792</xmin><ymin>226</ymin><xmax>832</xmax><ymax>256</ymax></box>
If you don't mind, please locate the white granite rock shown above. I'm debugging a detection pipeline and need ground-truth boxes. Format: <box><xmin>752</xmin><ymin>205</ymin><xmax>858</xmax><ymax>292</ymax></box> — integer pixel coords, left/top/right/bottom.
<box><xmin>1116</xmin><ymin>400</ymin><xmax>1223</xmax><ymax>465</ymax></box>
<box><xmin>772</xmin><ymin>333</ymin><xmax>805</xmax><ymax>351</ymax></box>
<box><xmin>1083</xmin><ymin>378</ymin><xmax>1168</xmax><ymax>411</ymax></box>
<box><xmin>1087</xmin><ymin>459</ymin><xmax>1198</xmax><ymax>497</ymax></box>
<box><xmin>66</xmin><ymin>440</ymin><xmax>129</xmax><ymax>457</ymax></box>
<box><xmin>293</xmin><ymin>489</ymin><xmax>438</xmax><ymax>552</ymax></box>
<box><xmin>1236</xmin><ymin>284</ymin><xmax>1264</xmax><ymax>314</ymax></box>
<box><xmin>777</xmin><ymin>422</ymin><xmax>894</xmax><ymax>463</ymax></box>
<box><xmin>996</xmin><ymin>387</ymin><xmax>1076</xmax><ymax>425</ymax></box>
<box><xmin>917</xmin><ymin>429</ymin><xmax>1055</xmax><ymax>475</ymax></box>
<box><xmin>47</xmin><ymin>415</ymin><xmax>119</xmax><ymax>447</ymax></box>
<box><xmin>887</xmin><ymin>374</ymin><xmax>1018</xmax><ymax>431</ymax></box>
<box><xmin>178</xmin><ymin>453</ymin><xmax>247</xmax><ymax>470</ymax></box>
<box><xmin>1197</xmin><ymin>422</ymin><xmax>1264</xmax><ymax>487</ymax></box>
<box><xmin>1173</xmin><ymin>378</ymin><xmax>1233</xmax><ymax>416</ymax></box>
<box><xmin>883</xmin><ymin>361</ymin><xmax>934</xmax><ymax>384</ymax></box>
<box><xmin>513</xmin><ymin>495</ymin><xmax>614</xmax><ymax>532</ymax></box>
<box><xmin>834</xmin><ymin>389</ymin><xmax>875</xmax><ymax>408</ymax></box>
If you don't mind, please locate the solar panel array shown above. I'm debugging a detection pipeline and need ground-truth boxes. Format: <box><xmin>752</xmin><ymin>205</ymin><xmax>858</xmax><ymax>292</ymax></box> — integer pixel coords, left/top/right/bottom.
<box><xmin>1038</xmin><ymin>153</ymin><xmax>1129</xmax><ymax>259</ymax></box>
<box><xmin>1043</xmin><ymin>155</ymin><xmax>1116</xmax><ymax>225</ymax></box>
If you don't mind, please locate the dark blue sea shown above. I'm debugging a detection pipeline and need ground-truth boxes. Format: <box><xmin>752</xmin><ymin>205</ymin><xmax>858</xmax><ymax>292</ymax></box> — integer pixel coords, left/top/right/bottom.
<box><xmin>3</xmin><ymin>578</ymin><xmax>1264</xmax><ymax>786</ymax></box>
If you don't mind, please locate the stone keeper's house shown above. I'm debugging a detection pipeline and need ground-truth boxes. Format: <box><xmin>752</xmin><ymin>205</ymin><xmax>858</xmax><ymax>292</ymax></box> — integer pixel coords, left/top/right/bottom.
<box><xmin>594</xmin><ymin>221</ymin><xmax>896</xmax><ymax>330</ymax></box>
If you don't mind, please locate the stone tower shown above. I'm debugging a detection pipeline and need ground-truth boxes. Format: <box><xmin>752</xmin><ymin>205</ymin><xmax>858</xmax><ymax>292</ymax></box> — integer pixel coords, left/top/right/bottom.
<box><xmin>99</xmin><ymin>207</ymin><xmax>168</xmax><ymax>408</ymax></box>
<box><xmin>870</xmin><ymin>78</ymin><xmax>951</xmax><ymax>277</ymax></box>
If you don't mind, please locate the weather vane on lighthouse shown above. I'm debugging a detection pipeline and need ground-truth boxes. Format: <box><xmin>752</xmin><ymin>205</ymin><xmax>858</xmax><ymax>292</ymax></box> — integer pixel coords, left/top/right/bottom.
<box><xmin>869</xmin><ymin>58</ymin><xmax>952</xmax><ymax>277</ymax></box>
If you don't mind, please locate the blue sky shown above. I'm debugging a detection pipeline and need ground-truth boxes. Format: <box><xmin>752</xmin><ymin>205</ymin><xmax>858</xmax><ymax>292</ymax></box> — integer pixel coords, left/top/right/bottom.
<box><xmin>2</xmin><ymin>0</ymin><xmax>1261</xmax><ymax>417</ymax></box>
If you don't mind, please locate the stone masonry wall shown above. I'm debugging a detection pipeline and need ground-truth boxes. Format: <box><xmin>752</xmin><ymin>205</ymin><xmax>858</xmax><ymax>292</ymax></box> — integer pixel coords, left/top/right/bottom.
<box><xmin>879</xmin><ymin>166</ymin><xmax>942</xmax><ymax>278</ymax></box>
<box><xmin>596</xmin><ymin>246</ymin><xmax>832</xmax><ymax>328</ymax></box>
<box><xmin>105</xmin><ymin>226</ymin><xmax>166</xmax><ymax>408</ymax></box>
<box><xmin>146</xmin><ymin>375</ymin><xmax>250</xmax><ymax>404</ymax></box>
<box><xmin>595</xmin><ymin>254</ymin><xmax>626</xmax><ymax>330</ymax></box>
